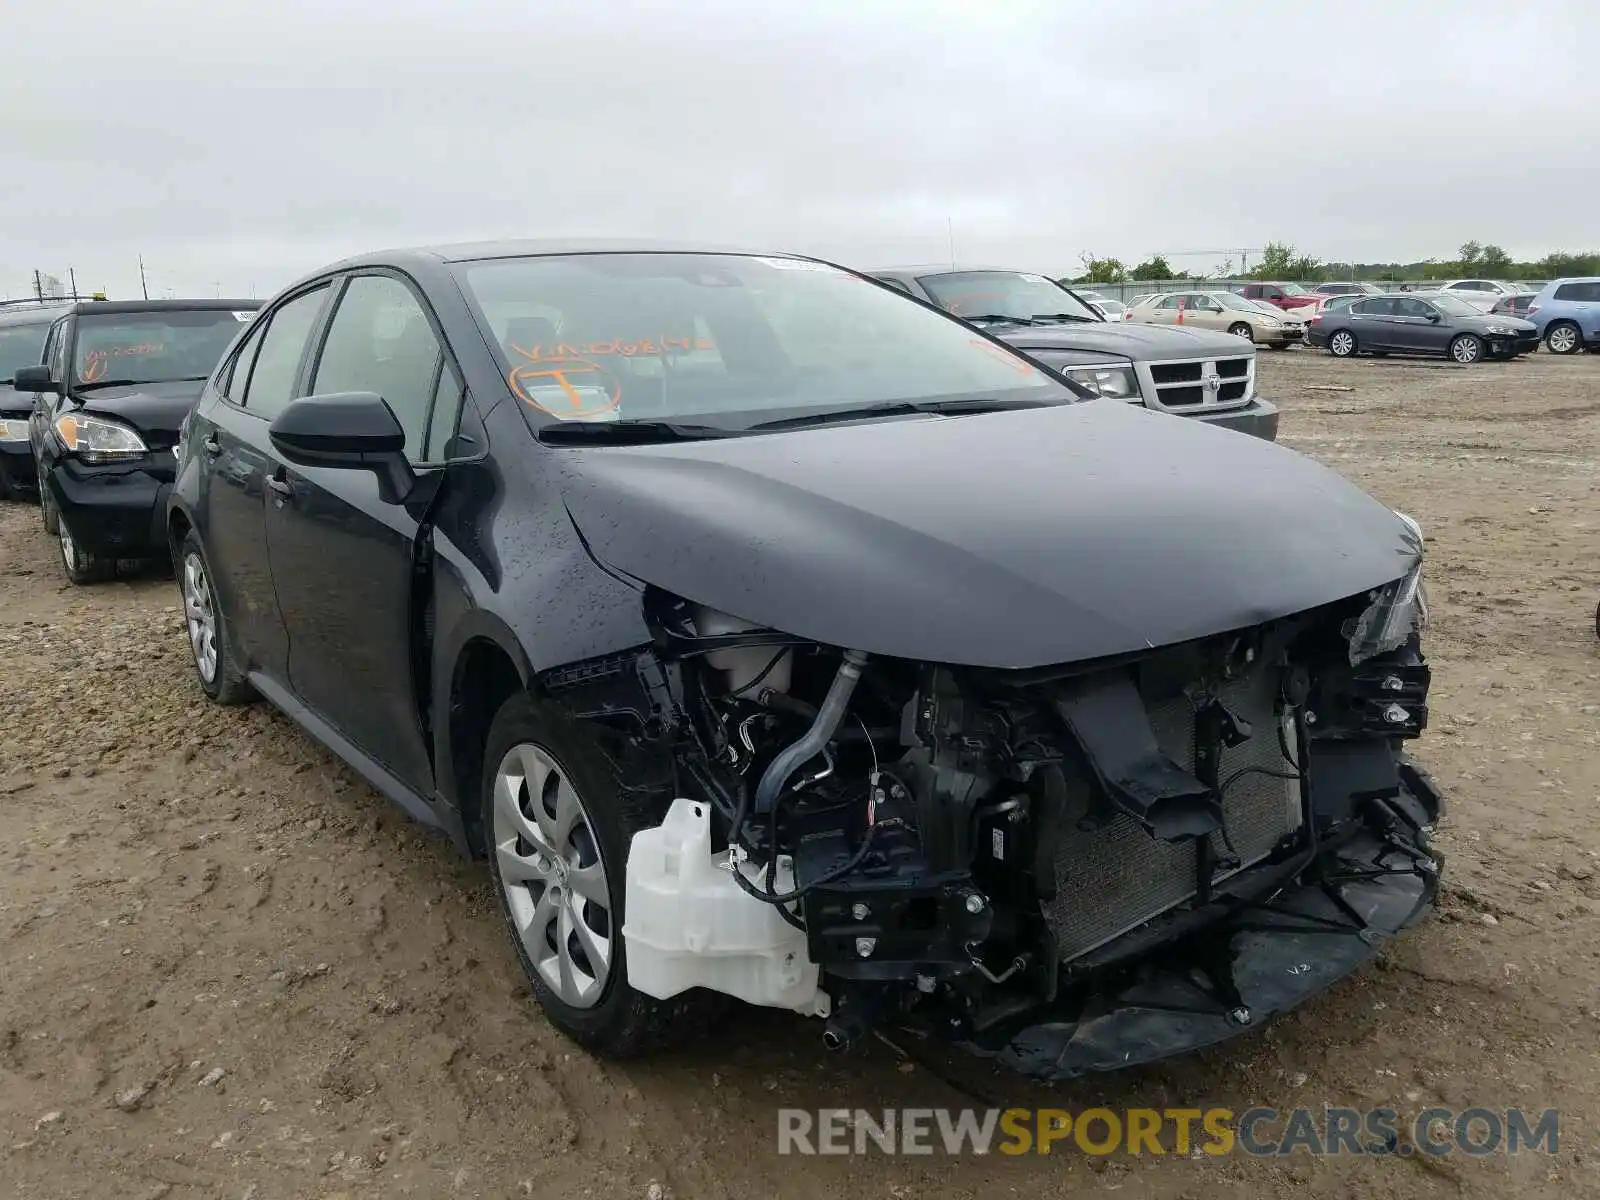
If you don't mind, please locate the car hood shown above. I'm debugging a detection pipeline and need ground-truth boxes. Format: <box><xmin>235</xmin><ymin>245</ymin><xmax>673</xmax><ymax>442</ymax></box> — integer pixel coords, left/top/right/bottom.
<box><xmin>995</xmin><ymin>321</ymin><xmax>1251</xmax><ymax>363</ymax></box>
<box><xmin>556</xmin><ymin>401</ymin><xmax>1419</xmax><ymax>669</ymax></box>
<box><xmin>71</xmin><ymin>379</ymin><xmax>205</xmax><ymax>443</ymax></box>
<box><xmin>1468</xmin><ymin>315</ymin><xmax>1538</xmax><ymax>332</ymax></box>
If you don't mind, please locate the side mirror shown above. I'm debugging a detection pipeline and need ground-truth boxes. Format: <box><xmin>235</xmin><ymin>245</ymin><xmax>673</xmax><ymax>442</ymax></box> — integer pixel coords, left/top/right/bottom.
<box><xmin>268</xmin><ymin>392</ymin><xmax>415</xmax><ymax>503</ymax></box>
<box><xmin>12</xmin><ymin>364</ymin><xmax>57</xmax><ymax>393</ymax></box>
<box><xmin>1426</xmin><ymin>312</ymin><xmax>1441</xmax><ymax>322</ymax></box>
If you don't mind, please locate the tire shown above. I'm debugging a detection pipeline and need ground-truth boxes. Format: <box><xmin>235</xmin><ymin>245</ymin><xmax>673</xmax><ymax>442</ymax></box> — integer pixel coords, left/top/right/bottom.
<box><xmin>1266</xmin><ymin>343</ymin><xmax>1290</xmax><ymax>351</ymax></box>
<box><xmin>178</xmin><ymin>530</ymin><xmax>254</xmax><ymax>704</ymax></box>
<box><xmin>1227</xmin><ymin>322</ymin><xmax>1253</xmax><ymax>341</ymax></box>
<box><xmin>1544</xmin><ymin>321</ymin><xmax>1581</xmax><ymax>355</ymax></box>
<box><xmin>1328</xmin><ymin>329</ymin><xmax>1358</xmax><ymax>358</ymax></box>
<box><xmin>1449</xmin><ymin>334</ymin><xmax>1484</xmax><ymax>365</ymax></box>
<box><xmin>481</xmin><ymin>692</ymin><xmax>711</xmax><ymax>1057</ymax></box>
<box><xmin>56</xmin><ymin>511</ymin><xmax>113</xmax><ymax>585</ymax></box>
<box><xmin>39</xmin><ymin>477</ymin><xmax>59</xmax><ymax>535</ymax></box>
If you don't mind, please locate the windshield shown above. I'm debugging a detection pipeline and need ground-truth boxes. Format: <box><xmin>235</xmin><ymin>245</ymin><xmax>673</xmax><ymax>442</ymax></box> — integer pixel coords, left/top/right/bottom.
<box><xmin>1279</xmin><ymin>283</ymin><xmax>1307</xmax><ymax>296</ymax></box>
<box><xmin>915</xmin><ymin>271</ymin><xmax>1102</xmax><ymax>325</ymax></box>
<box><xmin>455</xmin><ymin>253</ymin><xmax>1069</xmax><ymax>429</ymax></box>
<box><xmin>0</xmin><ymin>322</ymin><xmax>51</xmax><ymax>383</ymax></box>
<box><xmin>1421</xmin><ymin>293</ymin><xmax>1483</xmax><ymax>317</ymax></box>
<box><xmin>72</xmin><ymin>309</ymin><xmax>252</xmax><ymax>387</ymax></box>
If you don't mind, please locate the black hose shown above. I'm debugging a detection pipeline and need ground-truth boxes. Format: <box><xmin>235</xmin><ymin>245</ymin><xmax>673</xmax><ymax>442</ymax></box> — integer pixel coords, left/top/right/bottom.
<box><xmin>752</xmin><ymin>649</ymin><xmax>869</xmax><ymax>814</ymax></box>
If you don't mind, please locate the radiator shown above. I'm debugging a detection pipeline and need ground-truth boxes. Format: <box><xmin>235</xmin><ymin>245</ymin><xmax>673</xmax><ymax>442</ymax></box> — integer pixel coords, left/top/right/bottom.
<box><xmin>1042</xmin><ymin>668</ymin><xmax>1301</xmax><ymax>962</ymax></box>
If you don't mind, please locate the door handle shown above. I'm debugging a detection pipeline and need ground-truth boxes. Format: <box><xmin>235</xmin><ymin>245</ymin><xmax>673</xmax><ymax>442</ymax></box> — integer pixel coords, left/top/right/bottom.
<box><xmin>266</xmin><ymin>472</ymin><xmax>293</xmax><ymax>498</ymax></box>
<box><xmin>201</xmin><ymin>434</ymin><xmax>221</xmax><ymax>455</ymax></box>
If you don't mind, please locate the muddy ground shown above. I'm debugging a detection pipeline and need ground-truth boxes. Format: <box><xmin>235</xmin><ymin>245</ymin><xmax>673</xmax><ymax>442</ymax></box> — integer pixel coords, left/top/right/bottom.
<box><xmin>1</xmin><ymin>349</ymin><xmax>1597</xmax><ymax>1200</ymax></box>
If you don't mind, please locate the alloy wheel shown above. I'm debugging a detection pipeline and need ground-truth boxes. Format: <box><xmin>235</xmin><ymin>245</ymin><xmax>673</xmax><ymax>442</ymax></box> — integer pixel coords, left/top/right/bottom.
<box><xmin>1228</xmin><ymin>323</ymin><xmax>1253</xmax><ymax>340</ymax></box>
<box><xmin>492</xmin><ymin>743</ymin><xmax>613</xmax><ymax>1009</ymax></box>
<box><xmin>182</xmin><ymin>552</ymin><xmax>219</xmax><ymax>683</ymax></box>
<box><xmin>1329</xmin><ymin>330</ymin><xmax>1355</xmax><ymax>357</ymax></box>
<box><xmin>1450</xmin><ymin>335</ymin><xmax>1482</xmax><ymax>364</ymax></box>
<box><xmin>1546</xmin><ymin>324</ymin><xmax>1579</xmax><ymax>355</ymax></box>
<box><xmin>59</xmin><ymin>520</ymin><xmax>79</xmax><ymax>574</ymax></box>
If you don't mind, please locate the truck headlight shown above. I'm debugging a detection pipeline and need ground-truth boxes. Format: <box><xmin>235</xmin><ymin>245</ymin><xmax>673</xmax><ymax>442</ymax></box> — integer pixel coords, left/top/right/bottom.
<box><xmin>54</xmin><ymin>413</ymin><xmax>148</xmax><ymax>464</ymax></box>
<box><xmin>1057</xmin><ymin>364</ymin><xmax>1139</xmax><ymax>400</ymax></box>
<box><xmin>1348</xmin><ymin>511</ymin><xmax>1428</xmax><ymax>664</ymax></box>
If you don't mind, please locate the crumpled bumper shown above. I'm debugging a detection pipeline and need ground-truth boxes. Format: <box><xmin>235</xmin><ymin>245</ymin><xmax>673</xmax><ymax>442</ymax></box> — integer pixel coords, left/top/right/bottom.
<box><xmin>964</xmin><ymin>764</ymin><xmax>1442</xmax><ymax>1082</ymax></box>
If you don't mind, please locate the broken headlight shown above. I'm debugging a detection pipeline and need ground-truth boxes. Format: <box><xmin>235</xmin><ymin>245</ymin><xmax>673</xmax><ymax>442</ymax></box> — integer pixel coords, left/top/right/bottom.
<box><xmin>1347</xmin><ymin>510</ymin><xmax>1428</xmax><ymax>665</ymax></box>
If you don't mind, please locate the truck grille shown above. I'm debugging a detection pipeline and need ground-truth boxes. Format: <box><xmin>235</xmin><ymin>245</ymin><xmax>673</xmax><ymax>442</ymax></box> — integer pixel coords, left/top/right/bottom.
<box><xmin>1137</xmin><ymin>355</ymin><xmax>1254</xmax><ymax>411</ymax></box>
<box><xmin>1041</xmin><ymin>667</ymin><xmax>1300</xmax><ymax>963</ymax></box>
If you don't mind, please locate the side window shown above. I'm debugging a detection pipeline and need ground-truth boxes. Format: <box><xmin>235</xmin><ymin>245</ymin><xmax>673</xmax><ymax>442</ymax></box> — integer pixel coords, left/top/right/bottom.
<box><xmin>1158</xmin><ymin>296</ymin><xmax>1182</xmax><ymax>310</ymax></box>
<box><xmin>1553</xmin><ymin>282</ymin><xmax>1598</xmax><ymax>302</ymax></box>
<box><xmin>425</xmin><ymin>360</ymin><xmax>466</xmax><ymax>461</ymax></box>
<box><xmin>49</xmin><ymin>321</ymin><xmax>70</xmax><ymax>383</ymax></box>
<box><xmin>1263</xmin><ymin>286</ymin><xmax>1282</xmax><ymax>300</ymax></box>
<box><xmin>220</xmin><ymin>320</ymin><xmax>267</xmax><ymax>404</ymax></box>
<box><xmin>241</xmin><ymin>287</ymin><xmax>330</xmax><ymax>418</ymax></box>
<box><xmin>312</xmin><ymin>275</ymin><xmax>443</xmax><ymax>462</ymax></box>
<box><xmin>1397</xmin><ymin>298</ymin><xmax>1432</xmax><ymax>319</ymax></box>
<box><xmin>1352</xmin><ymin>298</ymin><xmax>1391</xmax><ymax>317</ymax></box>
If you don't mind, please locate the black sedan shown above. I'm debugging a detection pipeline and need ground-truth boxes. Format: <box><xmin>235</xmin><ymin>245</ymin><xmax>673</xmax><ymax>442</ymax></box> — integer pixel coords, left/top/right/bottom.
<box><xmin>13</xmin><ymin>300</ymin><xmax>259</xmax><ymax>582</ymax></box>
<box><xmin>168</xmin><ymin>240</ymin><xmax>1442</xmax><ymax>1081</ymax></box>
<box><xmin>1308</xmin><ymin>290</ymin><xmax>1538</xmax><ymax>363</ymax></box>
<box><xmin>0</xmin><ymin>303</ymin><xmax>70</xmax><ymax>499</ymax></box>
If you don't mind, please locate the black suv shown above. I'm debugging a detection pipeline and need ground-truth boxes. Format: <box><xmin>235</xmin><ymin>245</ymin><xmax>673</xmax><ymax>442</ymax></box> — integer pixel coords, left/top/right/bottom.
<box><xmin>170</xmin><ymin>241</ymin><xmax>1441</xmax><ymax>1081</ymax></box>
<box><xmin>13</xmin><ymin>300</ymin><xmax>259</xmax><ymax>582</ymax></box>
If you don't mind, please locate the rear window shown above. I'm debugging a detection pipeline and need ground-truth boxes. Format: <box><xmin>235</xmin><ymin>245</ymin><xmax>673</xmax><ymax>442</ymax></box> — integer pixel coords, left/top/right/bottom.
<box><xmin>455</xmin><ymin>253</ymin><xmax>1064</xmax><ymax>428</ymax></box>
<box><xmin>73</xmin><ymin>309</ymin><xmax>254</xmax><ymax>387</ymax></box>
<box><xmin>0</xmin><ymin>321</ymin><xmax>51</xmax><ymax>383</ymax></box>
<box><xmin>1553</xmin><ymin>282</ymin><xmax>1600</xmax><ymax>302</ymax></box>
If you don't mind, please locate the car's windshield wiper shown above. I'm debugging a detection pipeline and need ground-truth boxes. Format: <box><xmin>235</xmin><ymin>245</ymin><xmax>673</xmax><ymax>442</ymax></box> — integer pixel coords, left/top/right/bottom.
<box><xmin>747</xmin><ymin>396</ymin><xmax>1057</xmax><ymax>432</ymax></box>
<box><xmin>963</xmin><ymin>313</ymin><xmax>1036</xmax><ymax>327</ymax></box>
<box><xmin>72</xmin><ymin>378</ymin><xmax>150</xmax><ymax>392</ymax></box>
<box><xmin>1029</xmin><ymin>312</ymin><xmax>1096</xmax><ymax>324</ymax></box>
<box><xmin>537</xmin><ymin>418</ymin><xmax>739</xmax><ymax>444</ymax></box>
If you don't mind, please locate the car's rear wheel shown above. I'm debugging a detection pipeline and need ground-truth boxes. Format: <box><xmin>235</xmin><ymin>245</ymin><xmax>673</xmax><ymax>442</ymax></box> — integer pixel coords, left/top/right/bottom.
<box><xmin>1328</xmin><ymin>329</ymin><xmax>1357</xmax><ymax>357</ymax></box>
<box><xmin>57</xmin><ymin>514</ymin><xmax>112</xmax><ymax>585</ymax></box>
<box><xmin>178</xmin><ymin>530</ymin><xmax>254</xmax><ymax>704</ymax></box>
<box><xmin>1544</xmin><ymin>321</ymin><xmax>1581</xmax><ymax>355</ymax></box>
<box><xmin>482</xmin><ymin>692</ymin><xmax>712</xmax><ymax>1057</ymax></box>
<box><xmin>1227</xmin><ymin>322</ymin><xmax>1253</xmax><ymax>341</ymax></box>
<box><xmin>1449</xmin><ymin>333</ymin><xmax>1484</xmax><ymax>365</ymax></box>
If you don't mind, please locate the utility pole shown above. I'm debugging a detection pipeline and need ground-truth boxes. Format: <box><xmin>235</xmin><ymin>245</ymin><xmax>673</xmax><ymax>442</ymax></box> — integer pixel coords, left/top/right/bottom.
<box><xmin>69</xmin><ymin>268</ymin><xmax>78</xmax><ymax>298</ymax></box>
<box><xmin>138</xmin><ymin>255</ymin><xmax>149</xmax><ymax>300</ymax></box>
<box><xmin>33</xmin><ymin>269</ymin><xmax>43</xmax><ymax>301</ymax></box>
<box><xmin>946</xmin><ymin>217</ymin><xmax>956</xmax><ymax>272</ymax></box>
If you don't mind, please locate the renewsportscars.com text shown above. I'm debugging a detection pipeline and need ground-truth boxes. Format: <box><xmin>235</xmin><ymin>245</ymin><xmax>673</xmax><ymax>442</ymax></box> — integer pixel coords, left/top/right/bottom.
<box><xmin>777</xmin><ymin>1106</ymin><xmax>1559</xmax><ymax>1157</ymax></box>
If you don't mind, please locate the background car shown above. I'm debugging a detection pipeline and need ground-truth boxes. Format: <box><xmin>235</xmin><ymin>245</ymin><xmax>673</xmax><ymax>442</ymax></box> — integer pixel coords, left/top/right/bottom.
<box><xmin>15</xmin><ymin>299</ymin><xmax>259</xmax><ymax>583</ymax></box>
<box><xmin>1488</xmin><ymin>293</ymin><xmax>1537</xmax><ymax>320</ymax></box>
<box><xmin>1436</xmin><ymin>279</ymin><xmax>1529</xmax><ymax>302</ymax></box>
<box><xmin>871</xmin><ymin>267</ymin><xmax>1278</xmax><ymax>438</ymax></box>
<box><xmin>1130</xmin><ymin>289</ymin><xmax>1305</xmax><ymax>348</ymax></box>
<box><xmin>1308</xmin><ymin>290</ymin><xmax>1538</xmax><ymax>363</ymax></box>
<box><xmin>1312</xmin><ymin>282</ymin><xmax>1384</xmax><ymax>297</ymax></box>
<box><xmin>0</xmin><ymin>303</ymin><xmax>69</xmax><ymax>500</ymax></box>
<box><xmin>1084</xmin><ymin>296</ymin><xmax>1129</xmax><ymax>321</ymax></box>
<box><xmin>1235</xmin><ymin>281</ymin><xmax>1320</xmax><ymax>311</ymax></box>
<box><xmin>1524</xmin><ymin>277</ymin><xmax>1600</xmax><ymax>355</ymax></box>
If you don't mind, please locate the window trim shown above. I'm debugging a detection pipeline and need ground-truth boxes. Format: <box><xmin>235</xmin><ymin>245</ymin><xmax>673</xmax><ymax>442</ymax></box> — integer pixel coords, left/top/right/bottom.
<box><xmin>304</xmin><ymin>267</ymin><xmax>473</xmax><ymax>467</ymax></box>
<box><xmin>218</xmin><ymin>281</ymin><xmax>334</xmax><ymax>416</ymax></box>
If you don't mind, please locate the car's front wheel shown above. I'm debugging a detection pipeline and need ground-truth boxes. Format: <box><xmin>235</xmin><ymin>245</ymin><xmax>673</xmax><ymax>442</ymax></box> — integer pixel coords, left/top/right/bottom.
<box><xmin>178</xmin><ymin>530</ymin><xmax>254</xmax><ymax>704</ymax></box>
<box><xmin>1227</xmin><ymin>322</ymin><xmax>1253</xmax><ymax>341</ymax></box>
<box><xmin>57</xmin><ymin>513</ymin><xmax>112</xmax><ymax>585</ymax></box>
<box><xmin>482</xmin><ymin>693</ymin><xmax>709</xmax><ymax>1057</ymax></box>
<box><xmin>1449</xmin><ymin>333</ymin><xmax>1484</xmax><ymax>365</ymax></box>
<box><xmin>1544</xmin><ymin>321</ymin><xmax>1581</xmax><ymax>355</ymax></box>
<box><xmin>1328</xmin><ymin>329</ymin><xmax>1357</xmax><ymax>357</ymax></box>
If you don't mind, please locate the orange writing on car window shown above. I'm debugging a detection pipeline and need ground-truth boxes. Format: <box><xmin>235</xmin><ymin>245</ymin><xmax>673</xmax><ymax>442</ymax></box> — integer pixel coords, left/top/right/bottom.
<box><xmin>81</xmin><ymin>352</ymin><xmax>107</xmax><ymax>383</ymax></box>
<box><xmin>509</xmin><ymin>336</ymin><xmax>713</xmax><ymax>362</ymax></box>
<box><xmin>80</xmin><ymin>343</ymin><xmax>164</xmax><ymax>382</ymax></box>
<box><xmin>508</xmin><ymin>356</ymin><xmax>622</xmax><ymax>420</ymax></box>
<box><xmin>967</xmin><ymin>338</ymin><xmax>1037</xmax><ymax>377</ymax></box>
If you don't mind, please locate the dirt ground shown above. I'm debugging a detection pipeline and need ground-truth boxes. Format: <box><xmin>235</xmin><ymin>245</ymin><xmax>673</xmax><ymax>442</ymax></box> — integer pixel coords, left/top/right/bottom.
<box><xmin>1</xmin><ymin>349</ymin><xmax>1597</xmax><ymax>1200</ymax></box>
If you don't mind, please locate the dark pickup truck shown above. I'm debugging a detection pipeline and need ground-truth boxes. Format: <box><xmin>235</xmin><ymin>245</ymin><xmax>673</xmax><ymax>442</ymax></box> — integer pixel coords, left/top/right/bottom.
<box><xmin>870</xmin><ymin>266</ymin><xmax>1280</xmax><ymax>441</ymax></box>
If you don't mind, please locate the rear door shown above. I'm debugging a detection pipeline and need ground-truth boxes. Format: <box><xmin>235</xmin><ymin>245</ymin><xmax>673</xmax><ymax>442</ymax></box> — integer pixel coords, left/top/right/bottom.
<box><xmin>192</xmin><ymin>284</ymin><xmax>333</xmax><ymax>681</ymax></box>
<box><xmin>1345</xmin><ymin>296</ymin><xmax>1398</xmax><ymax>348</ymax></box>
<box><xmin>263</xmin><ymin>271</ymin><xmax>468</xmax><ymax>794</ymax></box>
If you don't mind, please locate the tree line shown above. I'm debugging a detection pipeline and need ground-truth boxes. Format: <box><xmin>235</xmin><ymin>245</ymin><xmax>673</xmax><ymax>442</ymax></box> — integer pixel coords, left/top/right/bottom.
<box><xmin>1069</xmin><ymin>242</ymin><xmax>1600</xmax><ymax>285</ymax></box>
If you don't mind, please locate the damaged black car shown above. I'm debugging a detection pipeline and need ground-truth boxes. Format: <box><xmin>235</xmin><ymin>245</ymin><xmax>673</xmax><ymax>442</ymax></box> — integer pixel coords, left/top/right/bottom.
<box><xmin>170</xmin><ymin>242</ymin><xmax>1442</xmax><ymax>1081</ymax></box>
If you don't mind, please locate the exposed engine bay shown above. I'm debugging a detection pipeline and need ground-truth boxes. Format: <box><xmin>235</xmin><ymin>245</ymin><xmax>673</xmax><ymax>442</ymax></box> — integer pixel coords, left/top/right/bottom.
<box><xmin>539</xmin><ymin>556</ymin><xmax>1442</xmax><ymax>1080</ymax></box>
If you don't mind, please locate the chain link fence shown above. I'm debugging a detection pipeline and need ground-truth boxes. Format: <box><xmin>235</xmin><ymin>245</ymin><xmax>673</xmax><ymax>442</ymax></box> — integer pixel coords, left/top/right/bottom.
<box><xmin>1071</xmin><ymin>279</ymin><xmax>1551</xmax><ymax>305</ymax></box>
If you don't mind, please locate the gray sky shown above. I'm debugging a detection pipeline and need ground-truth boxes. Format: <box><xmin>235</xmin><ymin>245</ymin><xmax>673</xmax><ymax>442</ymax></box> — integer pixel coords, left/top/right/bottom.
<box><xmin>3</xmin><ymin>0</ymin><xmax>1595</xmax><ymax>300</ymax></box>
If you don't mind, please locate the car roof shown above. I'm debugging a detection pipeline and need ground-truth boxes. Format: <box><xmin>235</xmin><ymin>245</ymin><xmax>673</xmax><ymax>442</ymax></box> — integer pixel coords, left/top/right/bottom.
<box><xmin>0</xmin><ymin>303</ymin><xmax>72</xmax><ymax>328</ymax></box>
<box><xmin>870</xmin><ymin>264</ymin><xmax>1050</xmax><ymax>278</ymax></box>
<box><xmin>63</xmin><ymin>299</ymin><xmax>259</xmax><ymax>316</ymax></box>
<box><xmin>328</xmin><ymin>239</ymin><xmax>787</xmax><ymax>272</ymax></box>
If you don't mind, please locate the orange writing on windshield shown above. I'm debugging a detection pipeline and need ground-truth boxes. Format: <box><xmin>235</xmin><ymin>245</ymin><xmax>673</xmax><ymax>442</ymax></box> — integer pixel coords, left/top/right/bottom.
<box><xmin>967</xmin><ymin>338</ymin><xmax>1037</xmax><ymax>377</ymax></box>
<box><xmin>80</xmin><ymin>344</ymin><xmax>164</xmax><ymax>382</ymax></box>
<box><xmin>508</xmin><ymin>354</ymin><xmax>621</xmax><ymax>420</ymax></box>
<box><xmin>510</xmin><ymin>335</ymin><xmax>714</xmax><ymax>362</ymax></box>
